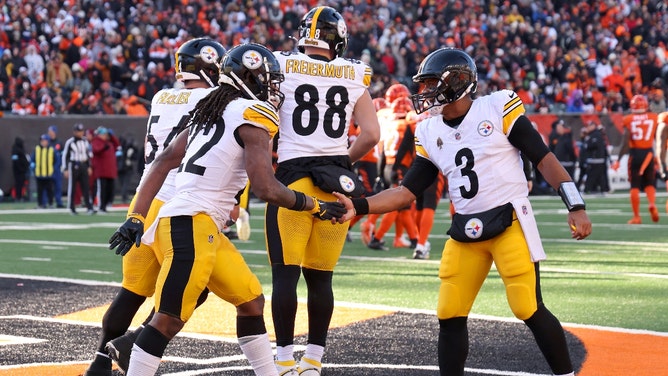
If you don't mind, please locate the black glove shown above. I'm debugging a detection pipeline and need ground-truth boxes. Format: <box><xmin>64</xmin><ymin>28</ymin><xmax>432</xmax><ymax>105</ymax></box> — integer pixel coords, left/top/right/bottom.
<box><xmin>108</xmin><ymin>214</ymin><xmax>145</xmax><ymax>256</ymax></box>
<box><xmin>309</xmin><ymin>197</ymin><xmax>347</xmax><ymax>220</ymax></box>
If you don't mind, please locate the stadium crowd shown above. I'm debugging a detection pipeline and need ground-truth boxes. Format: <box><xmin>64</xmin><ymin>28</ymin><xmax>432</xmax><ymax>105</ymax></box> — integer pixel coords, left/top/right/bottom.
<box><xmin>1</xmin><ymin>0</ymin><xmax>667</xmax><ymax>117</ymax></box>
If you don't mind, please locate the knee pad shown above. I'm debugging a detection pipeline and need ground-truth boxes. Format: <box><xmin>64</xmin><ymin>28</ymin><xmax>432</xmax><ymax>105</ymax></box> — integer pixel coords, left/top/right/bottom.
<box><xmin>506</xmin><ymin>283</ymin><xmax>537</xmax><ymax>320</ymax></box>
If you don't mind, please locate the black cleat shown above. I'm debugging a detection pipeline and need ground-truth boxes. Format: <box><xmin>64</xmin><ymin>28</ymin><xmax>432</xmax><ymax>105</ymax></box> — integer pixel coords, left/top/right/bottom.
<box><xmin>367</xmin><ymin>238</ymin><xmax>388</xmax><ymax>251</ymax></box>
<box><xmin>106</xmin><ymin>331</ymin><xmax>139</xmax><ymax>375</ymax></box>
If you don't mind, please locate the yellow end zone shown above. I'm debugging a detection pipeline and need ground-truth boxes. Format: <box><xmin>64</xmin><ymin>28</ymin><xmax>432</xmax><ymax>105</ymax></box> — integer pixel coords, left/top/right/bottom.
<box><xmin>54</xmin><ymin>295</ymin><xmax>396</xmax><ymax>340</ymax></box>
<box><xmin>0</xmin><ymin>297</ymin><xmax>395</xmax><ymax>375</ymax></box>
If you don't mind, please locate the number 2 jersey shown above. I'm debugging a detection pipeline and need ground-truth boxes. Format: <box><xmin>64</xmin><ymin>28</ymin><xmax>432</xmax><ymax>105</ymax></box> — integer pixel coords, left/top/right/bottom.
<box><xmin>157</xmin><ymin>97</ymin><xmax>279</xmax><ymax>230</ymax></box>
<box><xmin>414</xmin><ymin>90</ymin><xmax>528</xmax><ymax>215</ymax></box>
<box><xmin>137</xmin><ymin>87</ymin><xmax>216</xmax><ymax>202</ymax></box>
<box><xmin>273</xmin><ymin>51</ymin><xmax>372</xmax><ymax>162</ymax></box>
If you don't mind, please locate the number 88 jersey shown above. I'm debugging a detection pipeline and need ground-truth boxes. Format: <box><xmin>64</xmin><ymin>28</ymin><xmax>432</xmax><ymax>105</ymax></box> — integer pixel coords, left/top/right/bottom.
<box><xmin>273</xmin><ymin>51</ymin><xmax>372</xmax><ymax>162</ymax></box>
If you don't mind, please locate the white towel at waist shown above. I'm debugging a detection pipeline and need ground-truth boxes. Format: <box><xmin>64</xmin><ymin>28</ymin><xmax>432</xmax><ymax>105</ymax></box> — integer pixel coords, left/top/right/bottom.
<box><xmin>511</xmin><ymin>197</ymin><xmax>546</xmax><ymax>262</ymax></box>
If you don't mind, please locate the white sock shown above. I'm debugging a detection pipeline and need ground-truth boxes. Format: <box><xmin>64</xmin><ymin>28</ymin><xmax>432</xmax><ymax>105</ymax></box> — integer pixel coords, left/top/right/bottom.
<box><xmin>275</xmin><ymin>344</ymin><xmax>295</xmax><ymax>362</ymax></box>
<box><xmin>303</xmin><ymin>343</ymin><xmax>324</xmax><ymax>363</ymax></box>
<box><xmin>238</xmin><ymin>333</ymin><xmax>279</xmax><ymax>376</ymax></box>
<box><xmin>126</xmin><ymin>344</ymin><xmax>161</xmax><ymax>376</ymax></box>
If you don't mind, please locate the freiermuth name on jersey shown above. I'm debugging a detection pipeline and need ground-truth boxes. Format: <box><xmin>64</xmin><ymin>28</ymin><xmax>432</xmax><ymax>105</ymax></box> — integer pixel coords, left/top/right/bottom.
<box><xmin>283</xmin><ymin>58</ymin><xmax>356</xmax><ymax>80</ymax></box>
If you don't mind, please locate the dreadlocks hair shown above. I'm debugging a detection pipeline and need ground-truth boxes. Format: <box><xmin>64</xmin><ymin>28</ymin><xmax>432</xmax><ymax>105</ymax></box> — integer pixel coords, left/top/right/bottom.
<box><xmin>187</xmin><ymin>84</ymin><xmax>243</xmax><ymax>133</ymax></box>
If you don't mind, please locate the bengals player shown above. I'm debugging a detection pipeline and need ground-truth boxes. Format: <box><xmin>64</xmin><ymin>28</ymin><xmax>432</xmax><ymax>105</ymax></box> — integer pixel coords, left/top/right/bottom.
<box><xmin>612</xmin><ymin>94</ymin><xmax>660</xmax><ymax>223</ymax></box>
<box><xmin>655</xmin><ymin>111</ymin><xmax>668</xmax><ymax>214</ymax></box>
<box><xmin>367</xmin><ymin>96</ymin><xmax>420</xmax><ymax>251</ymax></box>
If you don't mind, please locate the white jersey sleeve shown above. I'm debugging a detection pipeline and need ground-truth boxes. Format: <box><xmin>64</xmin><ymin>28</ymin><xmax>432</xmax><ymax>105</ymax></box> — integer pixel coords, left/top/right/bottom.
<box><xmin>137</xmin><ymin>87</ymin><xmax>216</xmax><ymax>202</ymax></box>
<box><xmin>158</xmin><ymin>98</ymin><xmax>279</xmax><ymax>230</ymax></box>
<box><xmin>273</xmin><ymin>51</ymin><xmax>372</xmax><ymax>162</ymax></box>
<box><xmin>414</xmin><ymin>90</ymin><xmax>528</xmax><ymax>214</ymax></box>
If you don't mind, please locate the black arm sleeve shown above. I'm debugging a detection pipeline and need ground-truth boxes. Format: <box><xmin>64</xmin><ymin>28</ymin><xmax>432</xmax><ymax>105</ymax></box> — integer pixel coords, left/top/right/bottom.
<box><xmin>401</xmin><ymin>156</ymin><xmax>440</xmax><ymax>197</ymax></box>
<box><xmin>507</xmin><ymin>115</ymin><xmax>550</xmax><ymax>166</ymax></box>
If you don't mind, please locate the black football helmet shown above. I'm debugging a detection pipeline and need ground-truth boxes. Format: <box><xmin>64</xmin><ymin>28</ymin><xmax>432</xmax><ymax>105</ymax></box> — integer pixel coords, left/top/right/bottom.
<box><xmin>175</xmin><ymin>38</ymin><xmax>226</xmax><ymax>87</ymax></box>
<box><xmin>411</xmin><ymin>48</ymin><xmax>477</xmax><ymax>114</ymax></box>
<box><xmin>219</xmin><ymin>43</ymin><xmax>285</xmax><ymax>109</ymax></box>
<box><xmin>298</xmin><ymin>6</ymin><xmax>348</xmax><ymax>58</ymax></box>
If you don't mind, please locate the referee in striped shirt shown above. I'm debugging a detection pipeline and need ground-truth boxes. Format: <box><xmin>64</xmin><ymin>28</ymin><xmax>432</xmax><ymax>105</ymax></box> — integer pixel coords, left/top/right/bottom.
<box><xmin>62</xmin><ymin>123</ymin><xmax>95</xmax><ymax>215</ymax></box>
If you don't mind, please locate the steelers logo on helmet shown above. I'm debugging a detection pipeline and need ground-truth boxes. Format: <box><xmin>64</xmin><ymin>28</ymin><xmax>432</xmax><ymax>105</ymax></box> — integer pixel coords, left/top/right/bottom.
<box><xmin>199</xmin><ymin>45</ymin><xmax>219</xmax><ymax>64</ymax></box>
<box><xmin>464</xmin><ymin>218</ymin><xmax>483</xmax><ymax>239</ymax></box>
<box><xmin>477</xmin><ymin>120</ymin><xmax>494</xmax><ymax>137</ymax></box>
<box><xmin>242</xmin><ymin>49</ymin><xmax>263</xmax><ymax>70</ymax></box>
<box><xmin>339</xmin><ymin>174</ymin><xmax>357</xmax><ymax>194</ymax></box>
<box><xmin>337</xmin><ymin>18</ymin><xmax>347</xmax><ymax>38</ymax></box>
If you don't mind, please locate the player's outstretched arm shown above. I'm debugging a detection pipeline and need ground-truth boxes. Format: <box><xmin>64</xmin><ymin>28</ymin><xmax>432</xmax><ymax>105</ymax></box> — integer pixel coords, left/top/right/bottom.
<box><xmin>240</xmin><ymin>123</ymin><xmax>345</xmax><ymax>220</ymax></box>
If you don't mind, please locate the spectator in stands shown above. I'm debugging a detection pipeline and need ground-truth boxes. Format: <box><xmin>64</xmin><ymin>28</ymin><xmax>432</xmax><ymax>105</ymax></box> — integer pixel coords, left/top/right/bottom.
<box><xmin>45</xmin><ymin>53</ymin><xmax>73</xmax><ymax>94</ymax></box>
<box><xmin>0</xmin><ymin>0</ymin><xmax>667</xmax><ymax>117</ymax></box>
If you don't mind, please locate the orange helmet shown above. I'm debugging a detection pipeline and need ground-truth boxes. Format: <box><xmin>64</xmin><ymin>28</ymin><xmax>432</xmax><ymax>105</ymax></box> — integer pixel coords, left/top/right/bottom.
<box><xmin>630</xmin><ymin>94</ymin><xmax>648</xmax><ymax>113</ymax></box>
<box><xmin>385</xmin><ymin>83</ymin><xmax>411</xmax><ymax>104</ymax></box>
<box><xmin>391</xmin><ymin>97</ymin><xmax>413</xmax><ymax>118</ymax></box>
<box><xmin>372</xmin><ymin>97</ymin><xmax>389</xmax><ymax>111</ymax></box>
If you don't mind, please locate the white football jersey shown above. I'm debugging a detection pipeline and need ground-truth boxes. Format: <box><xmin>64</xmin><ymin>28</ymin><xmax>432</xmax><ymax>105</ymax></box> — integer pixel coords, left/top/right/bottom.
<box><xmin>158</xmin><ymin>97</ymin><xmax>279</xmax><ymax>230</ymax></box>
<box><xmin>137</xmin><ymin>87</ymin><xmax>216</xmax><ymax>202</ymax></box>
<box><xmin>415</xmin><ymin>90</ymin><xmax>528</xmax><ymax>214</ymax></box>
<box><xmin>273</xmin><ymin>51</ymin><xmax>372</xmax><ymax>162</ymax></box>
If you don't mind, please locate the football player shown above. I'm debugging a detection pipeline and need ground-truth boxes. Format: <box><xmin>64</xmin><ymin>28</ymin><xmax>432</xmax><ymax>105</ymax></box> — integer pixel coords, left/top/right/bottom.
<box><xmin>333</xmin><ymin>47</ymin><xmax>591</xmax><ymax>376</ymax></box>
<box><xmin>612</xmin><ymin>94</ymin><xmax>660</xmax><ymax>223</ymax></box>
<box><xmin>655</xmin><ymin>111</ymin><xmax>668</xmax><ymax>213</ymax></box>
<box><xmin>367</xmin><ymin>96</ymin><xmax>420</xmax><ymax>251</ymax></box>
<box><xmin>83</xmin><ymin>37</ymin><xmax>226</xmax><ymax>376</ymax></box>
<box><xmin>268</xmin><ymin>6</ymin><xmax>381</xmax><ymax>375</ymax></box>
<box><xmin>108</xmin><ymin>43</ymin><xmax>346</xmax><ymax>376</ymax></box>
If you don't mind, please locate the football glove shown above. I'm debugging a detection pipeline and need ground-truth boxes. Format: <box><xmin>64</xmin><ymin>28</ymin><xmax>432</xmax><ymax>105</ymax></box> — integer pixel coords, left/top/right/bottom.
<box><xmin>109</xmin><ymin>213</ymin><xmax>145</xmax><ymax>256</ymax></box>
<box><xmin>309</xmin><ymin>197</ymin><xmax>347</xmax><ymax>220</ymax></box>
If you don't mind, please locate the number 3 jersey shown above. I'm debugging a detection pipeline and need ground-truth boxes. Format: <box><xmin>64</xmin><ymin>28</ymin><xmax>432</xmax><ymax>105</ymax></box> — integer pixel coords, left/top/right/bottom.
<box><xmin>137</xmin><ymin>87</ymin><xmax>216</xmax><ymax>202</ymax></box>
<box><xmin>157</xmin><ymin>97</ymin><xmax>279</xmax><ymax>230</ymax></box>
<box><xmin>273</xmin><ymin>51</ymin><xmax>372</xmax><ymax>162</ymax></box>
<box><xmin>414</xmin><ymin>90</ymin><xmax>529</xmax><ymax>215</ymax></box>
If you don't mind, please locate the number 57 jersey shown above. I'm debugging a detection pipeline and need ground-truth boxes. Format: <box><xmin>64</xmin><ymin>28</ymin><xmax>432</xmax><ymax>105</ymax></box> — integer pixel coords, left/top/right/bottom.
<box><xmin>273</xmin><ymin>51</ymin><xmax>372</xmax><ymax>161</ymax></box>
<box><xmin>138</xmin><ymin>86</ymin><xmax>216</xmax><ymax>203</ymax></box>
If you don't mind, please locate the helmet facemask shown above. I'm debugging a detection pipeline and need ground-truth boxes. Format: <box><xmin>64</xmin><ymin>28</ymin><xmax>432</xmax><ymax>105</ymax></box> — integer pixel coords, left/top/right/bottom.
<box><xmin>412</xmin><ymin>68</ymin><xmax>477</xmax><ymax>114</ymax></box>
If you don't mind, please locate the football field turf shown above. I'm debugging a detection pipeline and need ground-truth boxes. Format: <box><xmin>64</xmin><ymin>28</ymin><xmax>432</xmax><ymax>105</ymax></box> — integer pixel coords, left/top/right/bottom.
<box><xmin>0</xmin><ymin>192</ymin><xmax>666</xmax><ymax>375</ymax></box>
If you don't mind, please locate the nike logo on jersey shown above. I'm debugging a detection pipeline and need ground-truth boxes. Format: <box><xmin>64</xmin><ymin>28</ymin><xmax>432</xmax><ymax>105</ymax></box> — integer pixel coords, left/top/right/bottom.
<box><xmin>508</xmin><ymin>92</ymin><xmax>516</xmax><ymax>98</ymax></box>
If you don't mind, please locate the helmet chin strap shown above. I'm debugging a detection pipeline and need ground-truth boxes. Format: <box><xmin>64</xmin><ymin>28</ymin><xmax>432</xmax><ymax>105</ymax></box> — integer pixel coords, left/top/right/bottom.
<box><xmin>229</xmin><ymin>71</ymin><xmax>260</xmax><ymax>101</ymax></box>
<box><xmin>219</xmin><ymin>74</ymin><xmax>239</xmax><ymax>90</ymax></box>
<box><xmin>199</xmin><ymin>69</ymin><xmax>216</xmax><ymax>87</ymax></box>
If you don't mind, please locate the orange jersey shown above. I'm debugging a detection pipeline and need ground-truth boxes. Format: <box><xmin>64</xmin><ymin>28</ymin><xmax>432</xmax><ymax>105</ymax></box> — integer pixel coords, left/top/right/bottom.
<box><xmin>383</xmin><ymin>116</ymin><xmax>416</xmax><ymax>167</ymax></box>
<box><xmin>622</xmin><ymin>112</ymin><xmax>659</xmax><ymax>149</ymax></box>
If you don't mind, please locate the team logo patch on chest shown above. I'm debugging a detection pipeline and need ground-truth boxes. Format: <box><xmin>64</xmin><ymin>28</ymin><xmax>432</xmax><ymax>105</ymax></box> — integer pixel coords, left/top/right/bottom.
<box><xmin>465</xmin><ymin>218</ymin><xmax>483</xmax><ymax>239</ymax></box>
<box><xmin>477</xmin><ymin>121</ymin><xmax>494</xmax><ymax>137</ymax></box>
